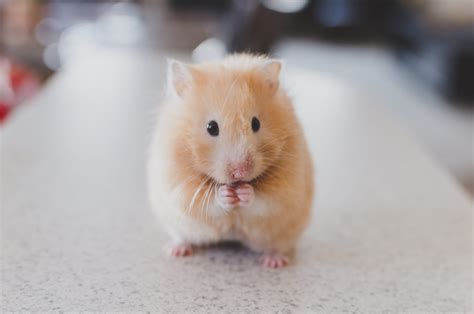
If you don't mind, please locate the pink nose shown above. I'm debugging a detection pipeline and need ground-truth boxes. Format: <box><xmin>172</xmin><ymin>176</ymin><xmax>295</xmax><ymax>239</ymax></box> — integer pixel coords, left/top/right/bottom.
<box><xmin>229</xmin><ymin>162</ymin><xmax>251</xmax><ymax>179</ymax></box>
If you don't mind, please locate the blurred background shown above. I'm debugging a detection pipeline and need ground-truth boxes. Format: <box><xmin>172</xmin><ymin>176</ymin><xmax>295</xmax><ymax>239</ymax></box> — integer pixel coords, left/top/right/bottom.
<box><xmin>1</xmin><ymin>0</ymin><xmax>473</xmax><ymax>192</ymax></box>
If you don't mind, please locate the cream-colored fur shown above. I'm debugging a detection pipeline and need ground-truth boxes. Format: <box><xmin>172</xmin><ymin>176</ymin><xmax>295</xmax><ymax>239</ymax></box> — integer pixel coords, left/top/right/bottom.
<box><xmin>147</xmin><ymin>54</ymin><xmax>314</xmax><ymax>264</ymax></box>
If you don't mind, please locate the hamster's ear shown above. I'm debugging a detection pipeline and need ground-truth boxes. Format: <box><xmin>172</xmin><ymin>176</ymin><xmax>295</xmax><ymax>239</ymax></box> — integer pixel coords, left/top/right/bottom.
<box><xmin>259</xmin><ymin>60</ymin><xmax>282</xmax><ymax>95</ymax></box>
<box><xmin>167</xmin><ymin>59</ymin><xmax>193</xmax><ymax>98</ymax></box>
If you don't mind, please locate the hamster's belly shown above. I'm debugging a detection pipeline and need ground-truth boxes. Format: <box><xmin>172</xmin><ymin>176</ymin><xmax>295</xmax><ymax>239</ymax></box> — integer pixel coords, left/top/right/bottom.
<box><xmin>220</xmin><ymin>229</ymin><xmax>242</xmax><ymax>242</ymax></box>
<box><xmin>164</xmin><ymin>212</ymin><xmax>223</xmax><ymax>244</ymax></box>
<box><xmin>150</xmin><ymin>187</ymin><xmax>223</xmax><ymax>244</ymax></box>
<box><xmin>221</xmin><ymin>195</ymin><xmax>271</xmax><ymax>242</ymax></box>
<box><xmin>152</xmin><ymin>183</ymin><xmax>274</xmax><ymax>246</ymax></box>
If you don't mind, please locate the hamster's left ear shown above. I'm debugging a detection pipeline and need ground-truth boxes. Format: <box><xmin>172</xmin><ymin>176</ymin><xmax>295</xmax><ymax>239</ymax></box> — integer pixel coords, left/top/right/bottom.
<box><xmin>259</xmin><ymin>60</ymin><xmax>282</xmax><ymax>95</ymax></box>
<box><xmin>167</xmin><ymin>59</ymin><xmax>195</xmax><ymax>98</ymax></box>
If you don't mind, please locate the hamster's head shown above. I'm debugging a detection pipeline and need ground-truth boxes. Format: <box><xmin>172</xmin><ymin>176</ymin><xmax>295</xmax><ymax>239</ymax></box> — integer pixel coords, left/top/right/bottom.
<box><xmin>168</xmin><ymin>55</ymin><xmax>293</xmax><ymax>185</ymax></box>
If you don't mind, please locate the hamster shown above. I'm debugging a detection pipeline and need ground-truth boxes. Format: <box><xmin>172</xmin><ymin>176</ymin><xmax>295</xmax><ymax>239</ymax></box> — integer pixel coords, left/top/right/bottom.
<box><xmin>147</xmin><ymin>54</ymin><xmax>314</xmax><ymax>268</ymax></box>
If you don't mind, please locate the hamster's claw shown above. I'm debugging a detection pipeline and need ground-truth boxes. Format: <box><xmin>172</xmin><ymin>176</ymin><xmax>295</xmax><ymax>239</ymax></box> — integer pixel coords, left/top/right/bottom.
<box><xmin>260</xmin><ymin>253</ymin><xmax>289</xmax><ymax>268</ymax></box>
<box><xmin>170</xmin><ymin>243</ymin><xmax>193</xmax><ymax>257</ymax></box>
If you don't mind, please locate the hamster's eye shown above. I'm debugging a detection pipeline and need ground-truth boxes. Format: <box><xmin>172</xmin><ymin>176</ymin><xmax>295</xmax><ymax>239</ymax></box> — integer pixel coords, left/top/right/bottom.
<box><xmin>251</xmin><ymin>117</ymin><xmax>260</xmax><ymax>133</ymax></box>
<box><xmin>207</xmin><ymin>120</ymin><xmax>219</xmax><ymax>136</ymax></box>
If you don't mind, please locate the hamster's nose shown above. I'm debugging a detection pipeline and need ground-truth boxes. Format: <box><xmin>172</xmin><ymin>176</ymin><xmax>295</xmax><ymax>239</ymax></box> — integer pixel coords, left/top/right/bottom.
<box><xmin>228</xmin><ymin>159</ymin><xmax>252</xmax><ymax>180</ymax></box>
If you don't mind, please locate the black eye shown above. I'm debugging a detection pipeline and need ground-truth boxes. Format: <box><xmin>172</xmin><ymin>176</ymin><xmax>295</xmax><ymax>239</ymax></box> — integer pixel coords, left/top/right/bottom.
<box><xmin>251</xmin><ymin>117</ymin><xmax>260</xmax><ymax>132</ymax></box>
<box><xmin>207</xmin><ymin>120</ymin><xmax>219</xmax><ymax>136</ymax></box>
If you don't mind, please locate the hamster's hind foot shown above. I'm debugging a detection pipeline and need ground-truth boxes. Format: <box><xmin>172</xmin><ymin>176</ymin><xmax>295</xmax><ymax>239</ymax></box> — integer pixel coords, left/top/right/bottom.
<box><xmin>170</xmin><ymin>243</ymin><xmax>193</xmax><ymax>257</ymax></box>
<box><xmin>260</xmin><ymin>253</ymin><xmax>289</xmax><ymax>268</ymax></box>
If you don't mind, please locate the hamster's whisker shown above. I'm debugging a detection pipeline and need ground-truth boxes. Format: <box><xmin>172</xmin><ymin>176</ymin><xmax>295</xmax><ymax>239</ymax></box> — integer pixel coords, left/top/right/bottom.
<box><xmin>204</xmin><ymin>181</ymin><xmax>216</xmax><ymax>218</ymax></box>
<box><xmin>200</xmin><ymin>178</ymin><xmax>213</xmax><ymax>218</ymax></box>
<box><xmin>187</xmin><ymin>175</ymin><xmax>210</xmax><ymax>214</ymax></box>
<box><xmin>170</xmin><ymin>174</ymin><xmax>200</xmax><ymax>200</ymax></box>
<box><xmin>252</xmin><ymin>163</ymin><xmax>291</xmax><ymax>188</ymax></box>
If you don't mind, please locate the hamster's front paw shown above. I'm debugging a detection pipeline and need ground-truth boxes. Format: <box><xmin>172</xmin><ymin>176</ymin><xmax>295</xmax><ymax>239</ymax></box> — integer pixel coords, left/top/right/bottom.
<box><xmin>235</xmin><ymin>183</ymin><xmax>254</xmax><ymax>208</ymax></box>
<box><xmin>217</xmin><ymin>185</ymin><xmax>239</xmax><ymax>210</ymax></box>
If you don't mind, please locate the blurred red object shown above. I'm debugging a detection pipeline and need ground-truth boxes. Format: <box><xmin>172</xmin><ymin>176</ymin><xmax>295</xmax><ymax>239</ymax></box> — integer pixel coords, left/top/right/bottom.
<box><xmin>0</xmin><ymin>57</ymin><xmax>39</xmax><ymax>124</ymax></box>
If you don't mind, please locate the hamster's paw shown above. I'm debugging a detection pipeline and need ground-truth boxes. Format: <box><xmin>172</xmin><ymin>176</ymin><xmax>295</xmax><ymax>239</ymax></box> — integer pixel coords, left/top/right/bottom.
<box><xmin>170</xmin><ymin>243</ymin><xmax>193</xmax><ymax>257</ymax></box>
<box><xmin>260</xmin><ymin>253</ymin><xmax>289</xmax><ymax>268</ymax></box>
<box><xmin>235</xmin><ymin>183</ymin><xmax>254</xmax><ymax>207</ymax></box>
<box><xmin>217</xmin><ymin>185</ymin><xmax>239</xmax><ymax>210</ymax></box>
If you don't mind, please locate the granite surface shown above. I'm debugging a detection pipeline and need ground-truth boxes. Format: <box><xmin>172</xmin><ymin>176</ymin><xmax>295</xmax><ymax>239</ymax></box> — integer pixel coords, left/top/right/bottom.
<box><xmin>1</xmin><ymin>49</ymin><xmax>472</xmax><ymax>312</ymax></box>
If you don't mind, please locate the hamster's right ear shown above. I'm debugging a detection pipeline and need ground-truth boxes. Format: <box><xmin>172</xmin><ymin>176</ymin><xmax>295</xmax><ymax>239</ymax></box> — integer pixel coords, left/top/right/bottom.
<box><xmin>167</xmin><ymin>59</ymin><xmax>194</xmax><ymax>98</ymax></box>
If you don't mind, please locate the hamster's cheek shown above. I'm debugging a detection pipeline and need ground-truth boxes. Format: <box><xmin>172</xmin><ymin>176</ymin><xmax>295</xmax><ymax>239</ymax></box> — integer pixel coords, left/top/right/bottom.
<box><xmin>252</xmin><ymin>154</ymin><xmax>266</xmax><ymax>177</ymax></box>
<box><xmin>190</xmin><ymin>139</ymin><xmax>215</xmax><ymax>171</ymax></box>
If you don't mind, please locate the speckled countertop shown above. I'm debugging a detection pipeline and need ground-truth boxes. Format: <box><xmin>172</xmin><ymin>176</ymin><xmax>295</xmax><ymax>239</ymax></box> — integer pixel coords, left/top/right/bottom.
<box><xmin>1</xmin><ymin>49</ymin><xmax>472</xmax><ymax>312</ymax></box>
